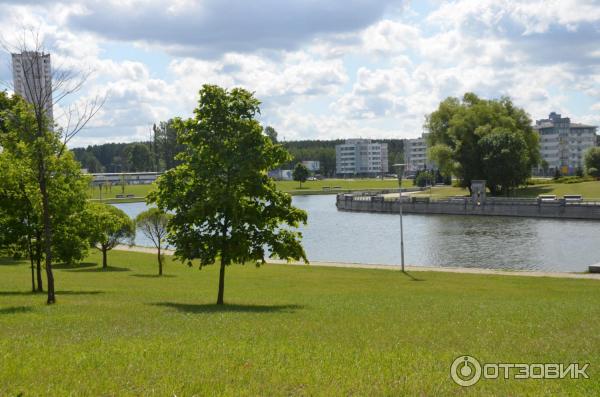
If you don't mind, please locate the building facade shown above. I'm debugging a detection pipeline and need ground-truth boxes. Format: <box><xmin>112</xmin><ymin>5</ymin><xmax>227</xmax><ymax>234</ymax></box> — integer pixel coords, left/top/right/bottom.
<box><xmin>534</xmin><ymin>112</ymin><xmax>597</xmax><ymax>175</ymax></box>
<box><xmin>335</xmin><ymin>139</ymin><xmax>388</xmax><ymax>176</ymax></box>
<box><xmin>404</xmin><ymin>133</ymin><xmax>432</xmax><ymax>173</ymax></box>
<box><xmin>12</xmin><ymin>51</ymin><xmax>53</xmax><ymax>122</ymax></box>
<box><xmin>301</xmin><ymin>160</ymin><xmax>321</xmax><ymax>172</ymax></box>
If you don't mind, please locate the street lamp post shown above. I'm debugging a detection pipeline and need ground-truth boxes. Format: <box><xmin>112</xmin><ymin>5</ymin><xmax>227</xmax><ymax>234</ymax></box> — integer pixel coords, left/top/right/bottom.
<box><xmin>393</xmin><ymin>163</ymin><xmax>406</xmax><ymax>272</ymax></box>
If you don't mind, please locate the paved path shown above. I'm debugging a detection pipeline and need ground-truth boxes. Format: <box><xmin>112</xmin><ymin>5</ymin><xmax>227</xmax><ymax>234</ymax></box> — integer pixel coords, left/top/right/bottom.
<box><xmin>115</xmin><ymin>245</ymin><xmax>600</xmax><ymax>281</ymax></box>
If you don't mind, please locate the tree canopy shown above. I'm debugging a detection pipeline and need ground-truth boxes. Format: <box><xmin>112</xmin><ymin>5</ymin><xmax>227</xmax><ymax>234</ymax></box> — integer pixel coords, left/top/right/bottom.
<box><xmin>426</xmin><ymin>93</ymin><xmax>540</xmax><ymax>195</ymax></box>
<box><xmin>149</xmin><ymin>84</ymin><xmax>308</xmax><ymax>305</ymax></box>
<box><xmin>293</xmin><ymin>162</ymin><xmax>309</xmax><ymax>187</ymax></box>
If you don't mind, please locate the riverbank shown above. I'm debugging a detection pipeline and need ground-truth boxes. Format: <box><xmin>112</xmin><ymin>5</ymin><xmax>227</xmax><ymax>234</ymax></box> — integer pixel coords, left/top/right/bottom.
<box><xmin>1</xmin><ymin>249</ymin><xmax>599</xmax><ymax>395</ymax></box>
<box><xmin>115</xmin><ymin>245</ymin><xmax>600</xmax><ymax>280</ymax></box>
<box><xmin>88</xmin><ymin>178</ymin><xmax>414</xmax><ymax>202</ymax></box>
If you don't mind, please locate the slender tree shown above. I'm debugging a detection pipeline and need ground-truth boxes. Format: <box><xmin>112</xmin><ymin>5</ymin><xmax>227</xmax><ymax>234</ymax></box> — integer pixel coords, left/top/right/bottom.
<box><xmin>293</xmin><ymin>162</ymin><xmax>309</xmax><ymax>188</ymax></box>
<box><xmin>135</xmin><ymin>208</ymin><xmax>172</xmax><ymax>276</ymax></box>
<box><xmin>149</xmin><ymin>84</ymin><xmax>308</xmax><ymax>305</ymax></box>
<box><xmin>1</xmin><ymin>32</ymin><xmax>104</xmax><ymax>303</ymax></box>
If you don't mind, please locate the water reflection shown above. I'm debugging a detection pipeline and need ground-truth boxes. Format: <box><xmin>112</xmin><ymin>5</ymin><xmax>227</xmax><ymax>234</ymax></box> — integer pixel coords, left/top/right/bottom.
<box><xmin>114</xmin><ymin>195</ymin><xmax>600</xmax><ymax>272</ymax></box>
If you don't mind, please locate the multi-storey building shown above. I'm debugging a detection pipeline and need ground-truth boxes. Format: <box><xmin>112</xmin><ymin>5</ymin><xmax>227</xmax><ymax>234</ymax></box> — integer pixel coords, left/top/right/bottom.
<box><xmin>404</xmin><ymin>133</ymin><xmax>432</xmax><ymax>173</ymax></box>
<box><xmin>12</xmin><ymin>51</ymin><xmax>53</xmax><ymax>122</ymax></box>
<box><xmin>534</xmin><ymin>112</ymin><xmax>597</xmax><ymax>175</ymax></box>
<box><xmin>335</xmin><ymin>139</ymin><xmax>388</xmax><ymax>177</ymax></box>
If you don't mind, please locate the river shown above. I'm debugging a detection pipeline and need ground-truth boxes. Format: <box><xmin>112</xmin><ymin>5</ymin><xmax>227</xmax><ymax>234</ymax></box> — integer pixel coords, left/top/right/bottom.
<box><xmin>114</xmin><ymin>195</ymin><xmax>600</xmax><ymax>272</ymax></box>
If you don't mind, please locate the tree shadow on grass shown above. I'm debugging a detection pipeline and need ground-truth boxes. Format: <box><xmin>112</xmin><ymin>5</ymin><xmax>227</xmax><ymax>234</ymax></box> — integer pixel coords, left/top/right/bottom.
<box><xmin>515</xmin><ymin>185</ymin><xmax>554</xmax><ymax>197</ymax></box>
<box><xmin>130</xmin><ymin>274</ymin><xmax>177</xmax><ymax>278</ymax></box>
<box><xmin>0</xmin><ymin>290</ymin><xmax>103</xmax><ymax>296</ymax></box>
<box><xmin>402</xmin><ymin>271</ymin><xmax>425</xmax><ymax>282</ymax></box>
<box><xmin>0</xmin><ymin>306</ymin><xmax>33</xmax><ymax>315</ymax></box>
<box><xmin>54</xmin><ymin>262</ymin><xmax>97</xmax><ymax>270</ymax></box>
<box><xmin>0</xmin><ymin>257</ymin><xmax>22</xmax><ymax>266</ymax></box>
<box><xmin>67</xmin><ymin>266</ymin><xmax>130</xmax><ymax>273</ymax></box>
<box><xmin>151</xmin><ymin>302</ymin><xmax>304</xmax><ymax>314</ymax></box>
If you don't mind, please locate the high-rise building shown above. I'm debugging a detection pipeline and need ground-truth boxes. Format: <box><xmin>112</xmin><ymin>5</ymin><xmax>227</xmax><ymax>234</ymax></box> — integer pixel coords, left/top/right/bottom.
<box><xmin>534</xmin><ymin>112</ymin><xmax>597</xmax><ymax>175</ymax></box>
<box><xmin>404</xmin><ymin>133</ymin><xmax>433</xmax><ymax>173</ymax></box>
<box><xmin>11</xmin><ymin>51</ymin><xmax>53</xmax><ymax>122</ymax></box>
<box><xmin>335</xmin><ymin>139</ymin><xmax>388</xmax><ymax>176</ymax></box>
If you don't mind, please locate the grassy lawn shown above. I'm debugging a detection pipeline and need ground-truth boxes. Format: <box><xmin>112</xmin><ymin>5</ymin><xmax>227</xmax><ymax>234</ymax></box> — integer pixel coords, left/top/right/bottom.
<box><xmin>1</xmin><ymin>251</ymin><xmax>598</xmax><ymax>396</ymax></box>
<box><xmin>276</xmin><ymin>178</ymin><xmax>413</xmax><ymax>193</ymax></box>
<box><xmin>88</xmin><ymin>178</ymin><xmax>414</xmax><ymax>201</ymax></box>
<box><xmin>413</xmin><ymin>181</ymin><xmax>600</xmax><ymax>200</ymax></box>
<box><xmin>88</xmin><ymin>184</ymin><xmax>155</xmax><ymax>200</ymax></box>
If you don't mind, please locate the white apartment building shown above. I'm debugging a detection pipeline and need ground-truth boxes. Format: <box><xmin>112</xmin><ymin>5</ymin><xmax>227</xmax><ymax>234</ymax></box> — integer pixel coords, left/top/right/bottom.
<box><xmin>404</xmin><ymin>133</ymin><xmax>432</xmax><ymax>173</ymax></box>
<box><xmin>12</xmin><ymin>51</ymin><xmax>53</xmax><ymax>122</ymax></box>
<box><xmin>335</xmin><ymin>139</ymin><xmax>388</xmax><ymax>176</ymax></box>
<box><xmin>534</xmin><ymin>112</ymin><xmax>597</xmax><ymax>175</ymax></box>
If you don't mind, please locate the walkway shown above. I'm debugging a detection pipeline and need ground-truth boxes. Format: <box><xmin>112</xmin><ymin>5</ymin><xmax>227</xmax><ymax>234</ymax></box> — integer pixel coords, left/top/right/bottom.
<box><xmin>114</xmin><ymin>245</ymin><xmax>600</xmax><ymax>281</ymax></box>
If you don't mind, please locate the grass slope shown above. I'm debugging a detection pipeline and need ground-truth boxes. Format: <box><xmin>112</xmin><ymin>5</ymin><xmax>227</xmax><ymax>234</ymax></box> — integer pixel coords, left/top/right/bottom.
<box><xmin>1</xmin><ymin>251</ymin><xmax>599</xmax><ymax>396</ymax></box>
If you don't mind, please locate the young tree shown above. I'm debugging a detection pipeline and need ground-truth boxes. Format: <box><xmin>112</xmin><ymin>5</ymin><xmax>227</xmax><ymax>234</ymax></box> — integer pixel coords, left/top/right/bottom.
<box><xmin>584</xmin><ymin>147</ymin><xmax>600</xmax><ymax>177</ymax></box>
<box><xmin>293</xmin><ymin>162</ymin><xmax>309</xmax><ymax>188</ymax></box>
<box><xmin>426</xmin><ymin>93</ymin><xmax>540</xmax><ymax>195</ymax></box>
<box><xmin>87</xmin><ymin>203</ymin><xmax>135</xmax><ymax>269</ymax></box>
<box><xmin>149</xmin><ymin>84</ymin><xmax>308</xmax><ymax>305</ymax></box>
<box><xmin>135</xmin><ymin>208</ymin><xmax>172</xmax><ymax>276</ymax></box>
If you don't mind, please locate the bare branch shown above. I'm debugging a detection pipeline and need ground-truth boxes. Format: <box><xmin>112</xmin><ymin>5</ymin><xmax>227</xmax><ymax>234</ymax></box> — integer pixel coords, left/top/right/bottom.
<box><xmin>2</xmin><ymin>27</ymin><xmax>106</xmax><ymax>153</ymax></box>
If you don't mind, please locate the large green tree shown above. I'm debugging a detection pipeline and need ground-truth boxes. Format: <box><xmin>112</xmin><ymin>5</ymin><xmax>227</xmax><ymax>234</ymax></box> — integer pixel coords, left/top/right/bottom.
<box><xmin>135</xmin><ymin>208</ymin><xmax>172</xmax><ymax>276</ymax></box>
<box><xmin>426</xmin><ymin>93</ymin><xmax>540</xmax><ymax>195</ymax></box>
<box><xmin>149</xmin><ymin>84</ymin><xmax>308</xmax><ymax>305</ymax></box>
<box><xmin>584</xmin><ymin>147</ymin><xmax>600</xmax><ymax>178</ymax></box>
<box><xmin>479</xmin><ymin>129</ymin><xmax>530</xmax><ymax>195</ymax></box>
<box><xmin>0</xmin><ymin>92</ymin><xmax>91</xmax><ymax>299</ymax></box>
<box><xmin>87</xmin><ymin>203</ymin><xmax>135</xmax><ymax>269</ymax></box>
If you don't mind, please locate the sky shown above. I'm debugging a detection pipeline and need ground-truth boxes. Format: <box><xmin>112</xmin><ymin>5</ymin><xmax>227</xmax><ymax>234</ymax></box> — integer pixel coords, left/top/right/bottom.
<box><xmin>0</xmin><ymin>0</ymin><xmax>599</xmax><ymax>147</ymax></box>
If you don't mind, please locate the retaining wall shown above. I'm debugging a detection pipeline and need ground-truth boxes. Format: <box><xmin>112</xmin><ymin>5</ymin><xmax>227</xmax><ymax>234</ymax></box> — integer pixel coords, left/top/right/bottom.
<box><xmin>336</xmin><ymin>194</ymin><xmax>600</xmax><ymax>220</ymax></box>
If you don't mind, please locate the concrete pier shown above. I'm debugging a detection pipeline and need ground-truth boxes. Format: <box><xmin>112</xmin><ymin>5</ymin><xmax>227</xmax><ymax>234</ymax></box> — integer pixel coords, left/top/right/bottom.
<box><xmin>336</xmin><ymin>193</ymin><xmax>600</xmax><ymax>221</ymax></box>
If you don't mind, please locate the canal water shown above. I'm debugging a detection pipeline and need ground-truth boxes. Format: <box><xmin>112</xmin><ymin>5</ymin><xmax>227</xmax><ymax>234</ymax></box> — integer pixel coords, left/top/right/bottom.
<box><xmin>114</xmin><ymin>195</ymin><xmax>600</xmax><ymax>272</ymax></box>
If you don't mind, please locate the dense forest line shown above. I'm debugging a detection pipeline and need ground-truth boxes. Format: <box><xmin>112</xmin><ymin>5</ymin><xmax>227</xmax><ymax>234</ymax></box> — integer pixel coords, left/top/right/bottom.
<box><xmin>72</xmin><ymin>122</ymin><xmax>405</xmax><ymax>176</ymax></box>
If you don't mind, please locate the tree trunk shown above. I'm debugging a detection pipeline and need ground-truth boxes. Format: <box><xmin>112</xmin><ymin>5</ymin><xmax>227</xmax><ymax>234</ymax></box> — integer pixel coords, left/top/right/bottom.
<box><xmin>217</xmin><ymin>256</ymin><xmax>226</xmax><ymax>305</ymax></box>
<box><xmin>28</xmin><ymin>237</ymin><xmax>35</xmax><ymax>293</ymax></box>
<box><xmin>34</xmin><ymin>230</ymin><xmax>43</xmax><ymax>292</ymax></box>
<box><xmin>39</xmin><ymin>165</ymin><xmax>55</xmax><ymax>304</ymax></box>
<box><xmin>102</xmin><ymin>246</ymin><xmax>108</xmax><ymax>269</ymax></box>
<box><xmin>157</xmin><ymin>244</ymin><xmax>162</xmax><ymax>276</ymax></box>
<box><xmin>36</xmin><ymin>255</ymin><xmax>43</xmax><ymax>292</ymax></box>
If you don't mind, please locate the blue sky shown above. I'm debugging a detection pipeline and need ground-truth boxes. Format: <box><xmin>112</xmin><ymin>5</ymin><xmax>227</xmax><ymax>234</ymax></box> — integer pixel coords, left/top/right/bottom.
<box><xmin>0</xmin><ymin>0</ymin><xmax>598</xmax><ymax>147</ymax></box>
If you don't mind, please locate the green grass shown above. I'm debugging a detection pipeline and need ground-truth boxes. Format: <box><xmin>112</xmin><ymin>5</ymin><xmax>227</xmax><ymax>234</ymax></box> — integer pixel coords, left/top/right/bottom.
<box><xmin>1</xmin><ymin>251</ymin><xmax>599</xmax><ymax>396</ymax></box>
<box><xmin>413</xmin><ymin>181</ymin><xmax>600</xmax><ymax>200</ymax></box>
<box><xmin>276</xmin><ymin>178</ymin><xmax>413</xmax><ymax>193</ymax></box>
<box><xmin>88</xmin><ymin>184</ymin><xmax>154</xmax><ymax>200</ymax></box>
<box><xmin>88</xmin><ymin>179</ymin><xmax>414</xmax><ymax>201</ymax></box>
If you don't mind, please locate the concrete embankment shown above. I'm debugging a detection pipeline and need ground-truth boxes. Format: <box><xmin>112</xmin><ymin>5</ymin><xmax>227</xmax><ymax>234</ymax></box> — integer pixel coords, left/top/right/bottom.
<box><xmin>336</xmin><ymin>193</ymin><xmax>600</xmax><ymax>220</ymax></box>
